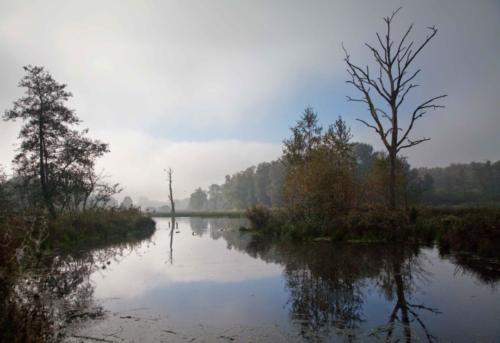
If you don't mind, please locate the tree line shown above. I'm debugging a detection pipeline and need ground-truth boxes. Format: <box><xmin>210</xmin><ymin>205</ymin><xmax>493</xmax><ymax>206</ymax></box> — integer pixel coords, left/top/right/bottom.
<box><xmin>188</xmin><ymin>106</ymin><xmax>500</xmax><ymax>213</ymax></box>
<box><xmin>187</xmin><ymin>108</ymin><xmax>431</xmax><ymax>213</ymax></box>
<box><xmin>188</xmin><ymin>159</ymin><xmax>287</xmax><ymax>211</ymax></box>
<box><xmin>417</xmin><ymin>161</ymin><xmax>500</xmax><ymax>206</ymax></box>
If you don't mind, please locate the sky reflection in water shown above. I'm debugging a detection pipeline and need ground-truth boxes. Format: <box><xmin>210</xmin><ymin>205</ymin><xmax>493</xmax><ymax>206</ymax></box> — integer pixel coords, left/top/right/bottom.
<box><xmin>71</xmin><ymin>217</ymin><xmax>500</xmax><ymax>342</ymax></box>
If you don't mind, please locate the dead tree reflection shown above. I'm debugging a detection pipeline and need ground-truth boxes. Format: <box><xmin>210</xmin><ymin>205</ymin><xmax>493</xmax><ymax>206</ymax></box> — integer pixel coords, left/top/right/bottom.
<box><xmin>169</xmin><ymin>216</ymin><xmax>175</xmax><ymax>264</ymax></box>
<box><xmin>378</xmin><ymin>249</ymin><xmax>440</xmax><ymax>343</ymax></box>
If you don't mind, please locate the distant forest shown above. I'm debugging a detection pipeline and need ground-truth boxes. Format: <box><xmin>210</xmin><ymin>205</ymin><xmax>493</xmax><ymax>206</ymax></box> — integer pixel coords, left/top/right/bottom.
<box><xmin>188</xmin><ymin>145</ymin><xmax>500</xmax><ymax>211</ymax></box>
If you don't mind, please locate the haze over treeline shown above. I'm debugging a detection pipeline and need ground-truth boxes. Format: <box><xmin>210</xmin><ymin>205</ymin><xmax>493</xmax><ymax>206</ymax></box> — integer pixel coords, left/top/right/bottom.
<box><xmin>187</xmin><ymin>149</ymin><xmax>500</xmax><ymax>211</ymax></box>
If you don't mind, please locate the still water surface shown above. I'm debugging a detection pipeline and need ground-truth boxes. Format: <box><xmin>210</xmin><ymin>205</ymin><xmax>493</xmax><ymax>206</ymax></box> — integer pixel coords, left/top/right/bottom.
<box><xmin>68</xmin><ymin>217</ymin><xmax>500</xmax><ymax>342</ymax></box>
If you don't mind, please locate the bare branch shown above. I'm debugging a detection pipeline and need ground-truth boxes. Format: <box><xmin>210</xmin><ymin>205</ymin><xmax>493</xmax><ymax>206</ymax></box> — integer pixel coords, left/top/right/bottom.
<box><xmin>398</xmin><ymin>69</ymin><xmax>421</xmax><ymax>93</ymax></box>
<box><xmin>375</xmin><ymin>107</ymin><xmax>389</xmax><ymax>117</ymax></box>
<box><xmin>393</xmin><ymin>24</ymin><xmax>414</xmax><ymax>65</ymax></box>
<box><xmin>344</xmin><ymin>43</ymin><xmax>392</xmax><ymax>103</ymax></box>
<box><xmin>388</xmin><ymin>7</ymin><xmax>403</xmax><ymax>22</ymax></box>
<box><xmin>356</xmin><ymin>118</ymin><xmax>379</xmax><ymax>133</ymax></box>
<box><xmin>398</xmin><ymin>137</ymin><xmax>431</xmax><ymax>151</ymax></box>
<box><xmin>396</xmin><ymin>84</ymin><xmax>419</xmax><ymax>108</ymax></box>
<box><xmin>343</xmin><ymin>45</ymin><xmax>391</xmax><ymax>149</ymax></box>
<box><xmin>376</xmin><ymin>32</ymin><xmax>388</xmax><ymax>60</ymax></box>
<box><xmin>398</xmin><ymin>94</ymin><xmax>447</xmax><ymax>148</ymax></box>
<box><xmin>365</xmin><ymin>43</ymin><xmax>389</xmax><ymax>70</ymax></box>
<box><xmin>346</xmin><ymin>96</ymin><xmax>368</xmax><ymax>104</ymax></box>
<box><xmin>401</xmin><ymin>26</ymin><xmax>438</xmax><ymax>76</ymax></box>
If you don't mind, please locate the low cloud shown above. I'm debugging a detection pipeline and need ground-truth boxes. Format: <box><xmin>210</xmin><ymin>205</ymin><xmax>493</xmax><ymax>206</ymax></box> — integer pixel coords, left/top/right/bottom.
<box><xmin>94</xmin><ymin>130</ymin><xmax>282</xmax><ymax>201</ymax></box>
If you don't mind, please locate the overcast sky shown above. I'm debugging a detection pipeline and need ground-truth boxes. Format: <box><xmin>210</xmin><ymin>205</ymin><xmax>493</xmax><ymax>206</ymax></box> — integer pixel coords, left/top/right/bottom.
<box><xmin>1</xmin><ymin>0</ymin><xmax>499</xmax><ymax>200</ymax></box>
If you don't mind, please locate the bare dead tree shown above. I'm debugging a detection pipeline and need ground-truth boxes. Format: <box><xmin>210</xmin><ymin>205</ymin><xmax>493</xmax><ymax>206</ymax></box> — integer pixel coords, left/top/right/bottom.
<box><xmin>343</xmin><ymin>8</ymin><xmax>447</xmax><ymax>209</ymax></box>
<box><xmin>165</xmin><ymin>168</ymin><xmax>176</xmax><ymax>264</ymax></box>
<box><xmin>165</xmin><ymin>168</ymin><xmax>175</xmax><ymax>215</ymax></box>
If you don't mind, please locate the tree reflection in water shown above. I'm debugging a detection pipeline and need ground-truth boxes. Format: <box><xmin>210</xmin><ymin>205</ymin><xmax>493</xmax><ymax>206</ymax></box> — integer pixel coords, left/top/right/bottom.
<box><xmin>275</xmin><ymin>244</ymin><xmax>438</xmax><ymax>342</ymax></box>
<box><xmin>189</xmin><ymin>217</ymin><xmax>208</xmax><ymax>237</ymax></box>
<box><xmin>214</xmin><ymin>225</ymin><xmax>447</xmax><ymax>342</ymax></box>
<box><xmin>443</xmin><ymin>252</ymin><xmax>500</xmax><ymax>288</ymax></box>
<box><xmin>374</xmin><ymin>247</ymin><xmax>440</xmax><ymax>343</ymax></box>
<box><xmin>169</xmin><ymin>216</ymin><xmax>176</xmax><ymax>264</ymax></box>
<box><xmin>1</xmin><ymin>238</ymin><xmax>150</xmax><ymax>342</ymax></box>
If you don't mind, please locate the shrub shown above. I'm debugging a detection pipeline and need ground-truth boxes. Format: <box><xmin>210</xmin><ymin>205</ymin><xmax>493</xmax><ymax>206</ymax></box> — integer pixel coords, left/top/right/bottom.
<box><xmin>411</xmin><ymin>208</ymin><xmax>500</xmax><ymax>257</ymax></box>
<box><xmin>335</xmin><ymin>208</ymin><xmax>409</xmax><ymax>241</ymax></box>
<box><xmin>246</xmin><ymin>205</ymin><xmax>272</xmax><ymax>230</ymax></box>
<box><xmin>436</xmin><ymin>210</ymin><xmax>500</xmax><ymax>256</ymax></box>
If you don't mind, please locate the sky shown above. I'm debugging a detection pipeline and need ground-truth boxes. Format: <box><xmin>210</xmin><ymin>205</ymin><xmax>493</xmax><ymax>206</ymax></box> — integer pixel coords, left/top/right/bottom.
<box><xmin>1</xmin><ymin>0</ymin><xmax>499</xmax><ymax>201</ymax></box>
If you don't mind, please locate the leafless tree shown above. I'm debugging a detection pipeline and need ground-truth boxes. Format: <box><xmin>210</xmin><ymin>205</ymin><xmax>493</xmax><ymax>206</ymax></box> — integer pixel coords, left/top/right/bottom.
<box><xmin>165</xmin><ymin>168</ymin><xmax>176</xmax><ymax>264</ymax></box>
<box><xmin>165</xmin><ymin>168</ymin><xmax>175</xmax><ymax>215</ymax></box>
<box><xmin>82</xmin><ymin>169</ymin><xmax>122</xmax><ymax>211</ymax></box>
<box><xmin>343</xmin><ymin>8</ymin><xmax>447</xmax><ymax>209</ymax></box>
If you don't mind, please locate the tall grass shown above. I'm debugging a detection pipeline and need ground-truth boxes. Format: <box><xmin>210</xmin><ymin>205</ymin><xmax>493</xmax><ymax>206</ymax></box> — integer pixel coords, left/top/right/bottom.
<box><xmin>48</xmin><ymin>207</ymin><xmax>156</xmax><ymax>253</ymax></box>
<box><xmin>246</xmin><ymin>205</ymin><xmax>500</xmax><ymax>257</ymax></box>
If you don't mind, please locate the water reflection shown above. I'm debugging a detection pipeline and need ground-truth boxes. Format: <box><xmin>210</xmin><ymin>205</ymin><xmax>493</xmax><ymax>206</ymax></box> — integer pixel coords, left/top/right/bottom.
<box><xmin>375</xmin><ymin>248</ymin><xmax>440</xmax><ymax>343</ymax></box>
<box><xmin>192</xmin><ymin>220</ymin><xmax>500</xmax><ymax>342</ymax></box>
<box><xmin>9</xmin><ymin>217</ymin><xmax>499</xmax><ymax>342</ymax></box>
<box><xmin>234</xmin><ymin>237</ymin><xmax>438</xmax><ymax>342</ymax></box>
<box><xmin>2</xmin><ymin>237</ymin><xmax>150</xmax><ymax>342</ymax></box>
<box><xmin>444</xmin><ymin>252</ymin><xmax>500</xmax><ymax>287</ymax></box>
<box><xmin>168</xmin><ymin>216</ymin><xmax>175</xmax><ymax>264</ymax></box>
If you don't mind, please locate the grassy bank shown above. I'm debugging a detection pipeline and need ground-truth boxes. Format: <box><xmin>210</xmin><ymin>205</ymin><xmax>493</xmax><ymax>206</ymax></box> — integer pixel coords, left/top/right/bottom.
<box><xmin>48</xmin><ymin>208</ymin><xmax>156</xmax><ymax>253</ymax></box>
<box><xmin>0</xmin><ymin>207</ymin><xmax>156</xmax><ymax>283</ymax></box>
<box><xmin>246</xmin><ymin>206</ymin><xmax>500</xmax><ymax>257</ymax></box>
<box><xmin>0</xmin><ymin>207</ymin><xmax>156</xmax><ymax>261</ymax></box>
<box><xmin>151</xmin><ymin>210</ymin><xmax>245</xmax><ymax>218</ymax></box>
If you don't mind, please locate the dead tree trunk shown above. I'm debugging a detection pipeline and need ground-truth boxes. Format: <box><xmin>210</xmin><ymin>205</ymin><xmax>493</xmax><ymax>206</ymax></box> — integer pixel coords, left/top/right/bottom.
<box><xmin>167</xmin><ymin>168</ymin><xmax>175</xmax><ymax>215</ymax></box>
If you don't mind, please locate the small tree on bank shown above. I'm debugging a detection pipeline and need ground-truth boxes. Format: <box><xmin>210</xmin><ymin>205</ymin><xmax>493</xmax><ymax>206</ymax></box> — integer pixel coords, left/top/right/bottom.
<box><xmin>283</xmin><ymin>108</ymin><xmax>356</xmax><ymax>225</ymax></box>
<box><xmin>343</xmin><ymin>8</ymin><xmax>446</xmax><ymax>209</ymax></box>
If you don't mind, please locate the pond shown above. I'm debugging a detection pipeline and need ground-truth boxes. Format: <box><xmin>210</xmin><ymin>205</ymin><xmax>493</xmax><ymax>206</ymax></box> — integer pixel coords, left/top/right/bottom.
<box><xmin>63</xmin><ymin>217</ymin><xmax>500</xmax><ymax>342</ymax></box>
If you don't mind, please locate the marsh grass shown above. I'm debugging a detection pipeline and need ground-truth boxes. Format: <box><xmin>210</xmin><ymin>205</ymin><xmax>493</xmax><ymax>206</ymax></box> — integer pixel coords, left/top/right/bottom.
<box><xmin>48</xmin><ymin>208</ymin><xmax>156</xmax><ymax>253</ymax></box>
<box><xmin>246</xmin><ymin>206</ymin><xmax>500</xmax><ymax>257</ymax></box>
